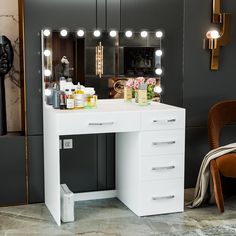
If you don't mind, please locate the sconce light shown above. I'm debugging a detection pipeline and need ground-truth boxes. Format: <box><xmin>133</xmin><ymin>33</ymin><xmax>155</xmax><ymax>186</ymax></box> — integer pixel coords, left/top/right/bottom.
<box><xmin>155</xmin><ymin>49</ymin><xmax>163</xmax><ymax>57</ymax></box>
<box><xmin>154</xmin><ymin>85</ymin><xmax>162</xmax><ymax>94</ymax></box>
<box><xmin>96</xmin><ymin>42</ymin><xmax>103</xmax><ymax>78</ymax></box>
<box><xmin>205</xmin><ymin>0</ymin><xmax>231</xmax><ymax>70</ymax></box>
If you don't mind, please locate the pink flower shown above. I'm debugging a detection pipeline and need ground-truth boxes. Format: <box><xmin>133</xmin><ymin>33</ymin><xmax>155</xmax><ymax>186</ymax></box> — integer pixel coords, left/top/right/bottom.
<box><xmin>146</xmin><ymin>78</ymin><xmax>157</xmax><ymax>86</ymax></box>
<box><xmin>126</xmin><ymin>78</ymin><xmax>135</xmax><ymax>88</ymax></box>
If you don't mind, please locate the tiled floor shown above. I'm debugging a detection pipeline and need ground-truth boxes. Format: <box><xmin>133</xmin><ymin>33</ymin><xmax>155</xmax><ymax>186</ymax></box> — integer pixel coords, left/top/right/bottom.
<box><xmin>0</xmin><ymin>189</ymin><xmax>236</xmax><ymax>235</ymax></box>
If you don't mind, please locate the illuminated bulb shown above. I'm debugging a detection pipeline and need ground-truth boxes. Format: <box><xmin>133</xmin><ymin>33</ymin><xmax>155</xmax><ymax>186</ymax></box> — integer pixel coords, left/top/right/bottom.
<box><xmin>154</xmin><ymin>86</ymin><xmax>162</xmax><ymax>94</ymax></box>
<box><xmin>155</xmin><ymin>31</ymin><xmax>163</xmax><ymax>38</ymax></box>
<box><xmin>93</xmin><ymin>30</ymin><xmax>101</xmax><ymax>37</ymax></box>
<box><xmin>60</xmin><ymin>29</ymin><xmax>68</xmax><ymax>37</ymax></box>
<box><xmin>155</xmin><ymin>50</ymin><xmax>163</xmax><ymax>57</ymax></box>
<box><xmin>109</xmin><ymin>30</ymin><xmax>117</xmax><ymax>37</ymax></box>
<box><xmin>140</xmin><ymin>31</ymin><xmax>148</xmax><ymax>38</ymax></box>
<box><xmin>43</xmin><ymin>49</ymin><xmax>51</xmax><ymax>57</ymax></box>
<box><xmin>206</xmin><ymin>30</ymin><xmax>220</xmax><ymax>39</ymax></box>
<box><xmin>125</xmin><ymin>30</ymin><xmax>133</xmax><ymax>38</ymax></box>
<box><xmin>44</xmin><ymin>69</ymin><xmax>52</xmax><ymax>77</ymax></box>
<box><xmin>155</xmin><ymin>68</ymin><xmax>163</xmax><ymax>75</ymax></box>
<box><xmin>43</xmin><ymin>29</ymin><xmax>51</xmax><ymax>37</ymax></box>
<box><xmin>77</xmin><ymin>30</ymin><xmax>85</xmax><ymax>37</ymax></box>
<box><xmin>45</xmin><ymin>88</ymin><xmax>52</xmax><ymax>96</ymax></box>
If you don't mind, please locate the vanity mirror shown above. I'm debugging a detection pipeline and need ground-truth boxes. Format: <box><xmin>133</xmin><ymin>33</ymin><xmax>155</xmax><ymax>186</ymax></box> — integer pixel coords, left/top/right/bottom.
<box><xmin>42</xmin><ymin>29</ymin><xmax>163</xmax><ymax>101</ymax></box>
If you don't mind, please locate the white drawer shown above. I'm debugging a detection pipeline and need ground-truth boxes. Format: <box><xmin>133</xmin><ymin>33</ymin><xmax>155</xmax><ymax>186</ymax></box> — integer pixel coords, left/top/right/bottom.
<box><xmin>140</xmin><ymin>130</ymin><xmax>185</xmax><ymax>156</ymax></box>
<box><xmin>138</xmin><ymin>179</ymin><xmax>184</xmax><ymax>216</ymax></box>
<box><xmin>141</xmin><ymin>110</ymin><xmax>185</xmax><ymax>131</ymax></box>
<box><xmin>141</xmin><ymin>155</ymin><xmax>184</xmax><ymax>181</ymax></box>
<box><xmin>58</xmin><ymin>111</ymin><xmax>140</xmax><ymax>135</ymax></box>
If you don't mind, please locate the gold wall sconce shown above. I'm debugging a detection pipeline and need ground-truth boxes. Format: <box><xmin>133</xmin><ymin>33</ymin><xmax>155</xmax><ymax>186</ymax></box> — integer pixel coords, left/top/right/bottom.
<box><xmin>95</xmin><ymin>42</ymin><xmax>103</xmax><ymax>78</ymax></box>
<box><xmin>205</xmin><ymin>0</ymin><xmax>231</xmax><ymax>70</ymax></box>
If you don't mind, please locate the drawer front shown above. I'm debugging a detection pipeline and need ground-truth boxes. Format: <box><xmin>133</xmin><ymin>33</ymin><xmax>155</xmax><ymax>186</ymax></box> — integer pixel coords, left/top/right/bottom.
<box><xmin>140</xmin><ymin>130</ymin><xmax>185</xmax><ymax>156</ymax></box>
<box><xmin>141</xmin><ymin>110</ymin><xmax>185</xmax><ymax>131</ymax></box>
<box><xmin>141</xmin><ymin>155</ymin><xmax>184</xmax><ymax>181</ymax></box>
<box><xmin>139</xmin><ymin>179</ymin><xmax>184</xmax><ymax>216</ymax></box>
<box><xmin>58</xmin><ymin>111</ymin><xmax>140</xmax><ymax>135</ymax></box>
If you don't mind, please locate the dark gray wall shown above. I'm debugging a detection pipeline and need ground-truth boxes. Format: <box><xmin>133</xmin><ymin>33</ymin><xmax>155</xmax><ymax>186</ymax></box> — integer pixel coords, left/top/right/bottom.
<box><xmin>184</xmin><ymin>0</ymin><xmax>236</xmax><ymax>187</ymax></box>
<box><xmin>24</xmin><ymin>0</ymin><xmax>184</xmax><ymax>202</ymax></box>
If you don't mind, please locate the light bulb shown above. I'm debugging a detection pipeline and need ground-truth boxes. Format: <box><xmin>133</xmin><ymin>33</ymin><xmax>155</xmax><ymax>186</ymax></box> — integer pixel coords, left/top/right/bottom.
<box><xmin>45</xmin><ymin>88</ymin><xmax>52</xmax><ymax>96</ymax></box>
<box><xmin>125</xmin><ymin>30</ymin><xmax>133</xmax><ymax>38</ymax></box>
<box><xmin>155</xmin><ymin>68</ymin><xmax>163</xmax><ymax>75</ymax></box>
<box><xmin>44</xmin><ymin>69</ymin><xmax>52</xmax><ymax>77</ymax></box>
<box><xmin>155</xmin><ymin>31</ymin><xmax>163</xmax><ymax>38</ymax></box>
<box><xmin>43</xmin><ymin>29</ymin><xmax>51</xmax><ymax>37</ymax></box>
<box><xmin>154</xmin><ymin>86</ymin><xmax>162</xmax><ymax>94</ymax></box>
<box><xmin>155</xmin><ymin>50</ymin><xmax>163</xmax><ymax>57</ymax></box>
<box><xmin>140</xmin><ymin>31</ymin><xmax>148</xmax><ymax>38</ymax></box>
<box><xmin>77</xmin><ymin>30</ymin><xmax>85</xmax><ymax>37</ymax></box>
<box><xmin>44</xmin><ymin>49</ymin><xmax>51</xmax><ymax>57</ymax></box>
<box><xmin>206</xmin><ymin>30</ymin><xmax>220</xmax><ymax>39</ymax></box>
<box><xmin>93</xmin><ymin>30</ymin><xmax>101</xmax><ymax>37</ymax></box>
<box><xmin>109</xmin><ymin>30</ymin><xmax>117</xmax><ymax>37</ymax></box>
<box><xmin>60</xmin><ymin>29</ymin><xmax>68</xmax><ymax>37</ymax></box>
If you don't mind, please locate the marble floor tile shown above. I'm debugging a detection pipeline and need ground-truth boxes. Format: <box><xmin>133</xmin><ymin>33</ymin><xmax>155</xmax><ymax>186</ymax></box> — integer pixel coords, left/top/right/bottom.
<box><xmin>0</xmin><ymin>189</ymin><xmax>235</xmax><ymax>236</ymax></box>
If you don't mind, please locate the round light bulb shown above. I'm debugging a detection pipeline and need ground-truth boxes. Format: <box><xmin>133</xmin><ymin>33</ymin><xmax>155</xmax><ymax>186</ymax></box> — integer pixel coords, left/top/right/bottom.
<box><xmin>44</xmin><ymin>49</ymin><xmax>51</xmax><ymax>57</ymax></box>
<box><xmin>43</xmin><ymin>29</ymin><xmax>51</xmax><ymax>37</ymax></box>
<box><xmin>45</xmin><ymin>88</ymin><xmax>52</xmax><ymax>96</ymax></box>
<box><xmin>155</xmin><ymin>68</ymin><xmax>163</xmax><ymax>75</ymax></box>
<box><xmin>109</xmin><ymin>30</ymin><xmax>117</xmax><ymax>37</ymax></box>
<box><xmin>154</xmin><ymin>86</ymin><xmax>162</xmax><ymax>94</ymax></box>
<box><xmin>206</xmin><ymin>30</ymin><xmax>220</xmax><ymax>39</ymax></box>
<box><xmin>155</xmin><ymin>31</ymin><xmax>163</xmax><ymax>38</ymax></box>
<box><xmin>140</xmin><ymin>31</ymin><xmax>148</xmax><ymax>38</ymax></box>
<box><xmin>60</xmin><ymin>29</ymin><xmax>68</xmax><ymax>37</ymax></box>
<box><xmin>155</xmin><ymin>50</ymin><xmax>163</xmax><ymax>57</ymax></box>
<box><xmin>93</xmin><ymin>30</ymin><xmax>101</xmax><ymax>37</ymax></box>
<box><xmin>77</xmin><ymin>30</ymin><xmax>85</xmax><ymax>37</ymax></box>
<box><xmin>125</xmin><ymin>30</ymin><xmax>133</xmax><ymax>38</ymax></box>
<box><xmin>44</xmin><ymin>69</ymin><xmax>52</xmax><ymax>77</ymax></box>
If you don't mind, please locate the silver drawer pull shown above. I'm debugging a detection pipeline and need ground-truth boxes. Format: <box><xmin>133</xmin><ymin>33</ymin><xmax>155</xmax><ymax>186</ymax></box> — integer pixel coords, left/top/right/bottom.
<box><xmin>153</xmin><ymin>119</ymin><xmax>176</xmax><ymax>123</ymax></box>
<box><xmin>152</xmin><ymin>166</ymin><xmax>175</xmax><ymax>171</ymax></box>
<box><xmin>152</xmin><ymin>195</ymin><xmax>175</xmax><ymax>201</ymax></box>
<box><xmin>152</xmin><ymin>141</ymin><xmax>176</xmax><ymax>146</ymax></box>
<box><xmin>88</xmin><ymin>121</ymin><xmax>114</xmax><ymax>126</ymax></box>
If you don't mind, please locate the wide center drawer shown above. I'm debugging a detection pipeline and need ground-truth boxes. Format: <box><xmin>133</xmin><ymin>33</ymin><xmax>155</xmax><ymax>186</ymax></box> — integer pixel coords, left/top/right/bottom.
<box><xmin>58</xmin><ymin>111</ymin><xmax>140</xmax><ymax>135</ymax></box>
<box><xmin>141</xmin><ymin>154</ymin><xmax>184</xmax><ymax>181</ymax></box>
<box><xmin>141</xmin><ymin>110</ymin><xmax>185</xmax><ymax>131</ymax></box>
<box><xmin>140</xmin><ymin>130</ymin><xmax>185</xmax><ymax>156</ymax></box>
<box><xmin>138</xmin><ymin>179</ymin><xmax>184</xmax><ymax>216</ymax></box>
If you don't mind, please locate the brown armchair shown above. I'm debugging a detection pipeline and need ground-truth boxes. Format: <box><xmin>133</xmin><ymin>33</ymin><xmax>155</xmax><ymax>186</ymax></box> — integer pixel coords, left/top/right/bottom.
<box><xmin>208</xmin><ymin>100</ymin><xmax>236</xmax><ymax>212</ymax></box>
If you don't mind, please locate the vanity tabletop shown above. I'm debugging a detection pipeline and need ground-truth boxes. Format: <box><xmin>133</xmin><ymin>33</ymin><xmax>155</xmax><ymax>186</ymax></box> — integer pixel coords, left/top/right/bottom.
<box><xmin>44</xmin><ymin>99</ymin><xmax>185</xmax><ymax>115</ymax></box>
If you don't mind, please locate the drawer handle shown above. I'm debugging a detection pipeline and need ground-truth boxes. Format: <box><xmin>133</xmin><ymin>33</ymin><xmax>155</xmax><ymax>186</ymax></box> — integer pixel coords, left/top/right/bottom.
<box><xmin>152</xmin><ymin>141</ymin><xmax>176</xmax><ymax>146</ymax></box>
<box><xmin>152</xmin><ymin>195</ymin><xmax>175</xmax><ymax>201</ymax></box>
<box><xmin>152</xmin><ymin>165</ymin><xmax>175</xmax><ymax>171</ymax></box>
<box><xmin>153</xmin><ymin>119</ymin><xmax>176</xmax><ymax>123</ymax></box>
<box><xmin>88</xmin><ymin>121</ymin><xmax>114</xmax><ymax>126</ymax></box>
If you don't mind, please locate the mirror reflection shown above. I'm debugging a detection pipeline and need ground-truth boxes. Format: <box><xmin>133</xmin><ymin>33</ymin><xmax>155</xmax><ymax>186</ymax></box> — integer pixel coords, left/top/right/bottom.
<box><xmin>42</xmin><ymin>30</ymin><xmax>163</xmax><ymax>101</ymax></box>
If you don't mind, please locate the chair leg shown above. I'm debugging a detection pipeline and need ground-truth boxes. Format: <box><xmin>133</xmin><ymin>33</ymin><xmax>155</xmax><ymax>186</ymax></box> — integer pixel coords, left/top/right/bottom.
<box><xmin>210</xmin><ymin>160</ymin><xmax>224</xmax><ymax>212</ymax></box>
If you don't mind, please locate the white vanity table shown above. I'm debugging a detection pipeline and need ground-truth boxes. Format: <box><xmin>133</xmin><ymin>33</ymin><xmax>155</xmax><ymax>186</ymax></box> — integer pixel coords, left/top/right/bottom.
<box><xmin>43</xmin><ymin>99</ymin><xmax>185</xmax><ymax>225</ymax></box>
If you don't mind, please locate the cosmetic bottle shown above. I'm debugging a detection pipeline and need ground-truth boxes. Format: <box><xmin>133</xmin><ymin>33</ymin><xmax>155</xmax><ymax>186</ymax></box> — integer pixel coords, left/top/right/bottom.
<box><xmin>138</xmin><ymin>83</ymin><xmax>147</xmax><ymax>106</ymax></box>
<box><xmin>66</xmin><ymin>89</ymin><xmax>75</xmax><ymax>109</ymax></box>
<box><xmin>59</xmin><ymin>76</ymin><xmax>66</xmax><ymax>91</ymax></box>
<box><xmin>52</xmin><ymin>84</ymin><xmax>60</xmax><ymax>109</ymax></box>
<box><xmin>59</xmin><ymin>91</ymin><xmax>66</xmax><ymax>110</ymax></box>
